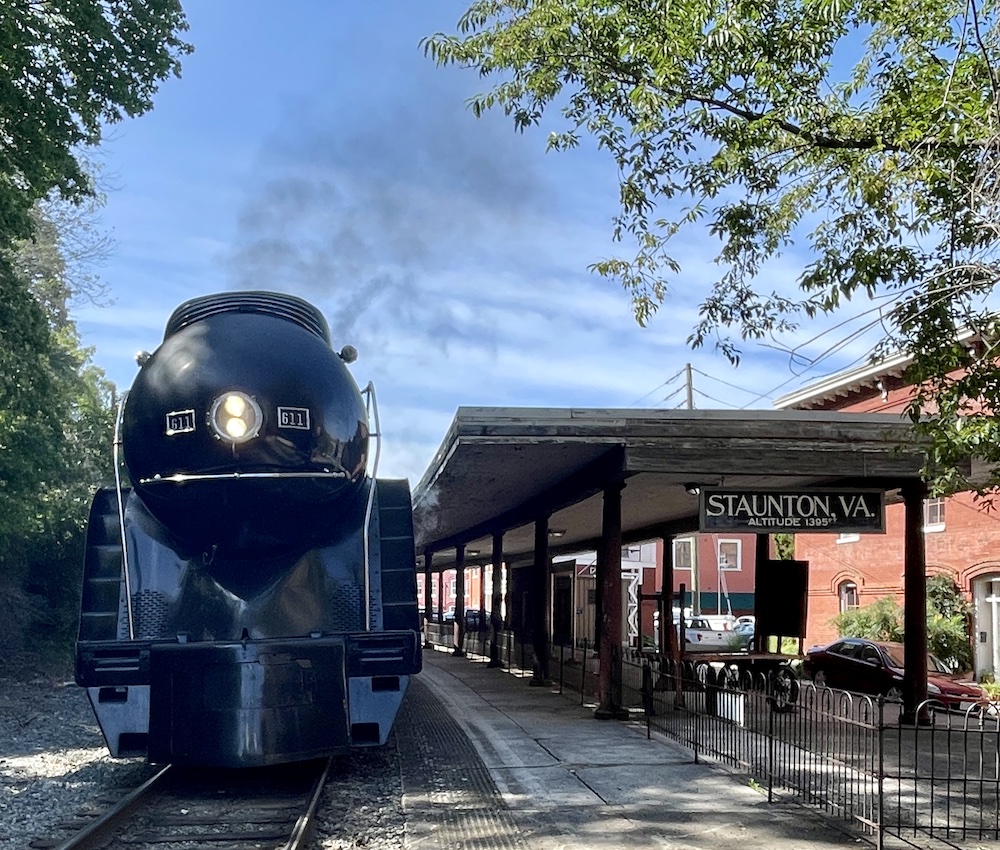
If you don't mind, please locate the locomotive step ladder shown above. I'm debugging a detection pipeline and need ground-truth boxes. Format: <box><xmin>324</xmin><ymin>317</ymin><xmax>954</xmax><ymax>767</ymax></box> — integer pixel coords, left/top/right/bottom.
<box><xmin>78</xmin><ymin>487</ymin><xmax>125</xmax><ymax>642</ymax></box>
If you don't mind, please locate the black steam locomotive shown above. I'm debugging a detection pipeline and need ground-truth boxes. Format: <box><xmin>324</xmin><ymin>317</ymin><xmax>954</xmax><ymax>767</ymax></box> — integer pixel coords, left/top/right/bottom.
<box><xmin>75</xmin><ymin>291</ymin><xmax>421</xmax><ymax>767</ymax></box>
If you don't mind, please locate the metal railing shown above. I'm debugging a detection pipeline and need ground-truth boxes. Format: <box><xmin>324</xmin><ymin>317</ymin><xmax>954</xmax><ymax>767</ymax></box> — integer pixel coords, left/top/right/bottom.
<box><xmin>424</xmin><ymin>627</ymin><xmax>1000</xmax><ymax>848</ymax></box>
<box><xmin>624</xmin><ymin>654</ymin><xmax>1000</xmax><ymax>850</ymax></box>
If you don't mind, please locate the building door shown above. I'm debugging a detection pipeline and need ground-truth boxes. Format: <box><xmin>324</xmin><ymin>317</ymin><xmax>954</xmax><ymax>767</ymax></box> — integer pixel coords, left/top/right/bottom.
<box><xmin>973</xmin><ymin>575</ymin><xmax>1000</xmax><ymax>679</ymax></box>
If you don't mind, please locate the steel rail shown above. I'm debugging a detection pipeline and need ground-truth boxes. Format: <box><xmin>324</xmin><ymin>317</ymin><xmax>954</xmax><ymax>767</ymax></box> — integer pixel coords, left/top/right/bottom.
<box><xmin>282</xmin><ymin>757</ymin><xmax>333</xmax><ymax>850</ymax></box>
<box><xmin>53</xmin><ymin>765</ymin><xmax>172</xmax><ymax>850</ymax></box>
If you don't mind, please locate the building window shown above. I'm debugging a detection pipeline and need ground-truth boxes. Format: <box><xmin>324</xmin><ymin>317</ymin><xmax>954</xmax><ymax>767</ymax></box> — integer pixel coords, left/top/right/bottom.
<box><xmin>839</xmin><ymin>580</ymin><xmax>859</xmax><ymax>612</ymax></box>
<box><xmin>718</xmin><ymin>539</ymin><xmax>742</xmax><ymax>571</ymax></box>
<box><xmin>673</xmin><ymin>538</ymin><xmax>695</xmax><ymax>571</ymax></box>
<box><xmin>836</xmin><ymin>533</ymin><xmax>860</xmax><ymax>544</ymax></box>
<box><xmin>621</xmin><ymin>545</ymin><xmax>643</xmax><ymax>561</ymax></box>
<box><xmin>924</xmin><ymin>497</ymin><xmax>946</xmax><ymax>531</ymax></box>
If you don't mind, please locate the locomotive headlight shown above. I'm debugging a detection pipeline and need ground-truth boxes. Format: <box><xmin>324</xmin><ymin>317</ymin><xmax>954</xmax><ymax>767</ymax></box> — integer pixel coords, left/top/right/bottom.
<box><xmin>209</xmin><ymin>391</ymin><xmax>262</xmax><ymax>443</ymax></box>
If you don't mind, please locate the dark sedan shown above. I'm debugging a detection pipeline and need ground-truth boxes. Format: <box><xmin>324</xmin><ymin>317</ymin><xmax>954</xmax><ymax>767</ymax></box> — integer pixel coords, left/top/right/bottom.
<box><xmin>803</xmin><ymin>638</ymin><xmax>984</xmax><ymax>709</ymax></box>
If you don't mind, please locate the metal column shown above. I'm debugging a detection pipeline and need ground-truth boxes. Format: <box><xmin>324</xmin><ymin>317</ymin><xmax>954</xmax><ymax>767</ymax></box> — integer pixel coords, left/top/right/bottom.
<box><xmin>423</xmin><ymin>550</ymin><xmax>434</xmax><ymax>649</ymax></box>
<box><xmin>489</xmin><ymin>531</ymin><xmax>504</xmax><ymax>668</ymax></box>
<box><xmin>662</xmin><ymin>535</ymin><xmax>676</xmax><ymax>659</ymax></box>
<box><xmin>752</xmin><ymin>534</ymin><xmax>769</xmax><ymax>654</ymax></box>
<box><xmin>595</xmin><ymin>480</ymin><xmax>625</xmax><ymax>719</ymax></box>
<box><xmin>902</xmin><ymin>482</ymin><xmax>929</xmax><ymax>724</ymax></box>
<box><xmin>530</xmin><ymin>516</ymin><xmax>551</xmax><ymax>684</ymax></box>
<box><xmin>437</xmin><ymin>561</ymin><xmax>445</xmax><ymax>632</ymax></box>
<box><xmin>453</xmin><ymin>544</ymin><xmax>466</xmax><ymax>657</ymax></box>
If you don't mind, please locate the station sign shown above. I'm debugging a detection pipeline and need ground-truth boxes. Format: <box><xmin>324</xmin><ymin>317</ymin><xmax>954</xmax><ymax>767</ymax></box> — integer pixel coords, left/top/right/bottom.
<box><xmin>699</xmin><ymin>488</ymin><xmax>885</xmax><ymax>534</ymax></box>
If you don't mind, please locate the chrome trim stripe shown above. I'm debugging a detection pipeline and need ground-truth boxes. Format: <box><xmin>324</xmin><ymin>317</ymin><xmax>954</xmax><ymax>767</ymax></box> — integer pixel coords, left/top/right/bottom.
<box><xmin>113</xmin><ymin>391</ymin><xmax>135</xmax><ymax>641</ymax></box>
<box><xmin>362</xmin><ymin>381</ymin><xmax>381</xmax><ymax>632</ymax></box>
<box><xmin>138</xmin><ymin>471</ymin><xmax>349</xmax><ymax>484</ymax></box>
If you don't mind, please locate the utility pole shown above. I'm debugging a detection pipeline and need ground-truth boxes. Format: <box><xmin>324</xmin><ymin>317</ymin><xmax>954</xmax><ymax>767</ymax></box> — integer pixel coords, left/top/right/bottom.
<box><xmin>685</xmin><ymin>362</ymin><xmax>698</xmax><ymax>614</ymax></box>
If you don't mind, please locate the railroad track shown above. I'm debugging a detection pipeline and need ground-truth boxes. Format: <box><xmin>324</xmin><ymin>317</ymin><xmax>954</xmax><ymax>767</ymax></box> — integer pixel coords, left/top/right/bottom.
<box><xmin>38</xmin><ymin>758</ymin><xmax>332</xmax><ymax>850</ymax></box>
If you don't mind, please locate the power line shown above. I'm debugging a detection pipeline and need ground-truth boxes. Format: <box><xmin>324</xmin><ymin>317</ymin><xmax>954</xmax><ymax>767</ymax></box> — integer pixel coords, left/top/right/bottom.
<box><xmin>629</xmin><ymin>367</ymin><xmax>685</xmax><ymax>407</ymax></box>
<box><xmin>689</xmin><ymin>366</ymin><xmax>772</xmax><ymax>399</ymax></box>
<box><xmin>692</xmin><ymin>387</ymin><xmax>740</xmax><ymax>409</ymax></box>
<box><xmin>657</xmin><ymin>385</ymin><xmax>686</xmax><ymax>407</ymax></box>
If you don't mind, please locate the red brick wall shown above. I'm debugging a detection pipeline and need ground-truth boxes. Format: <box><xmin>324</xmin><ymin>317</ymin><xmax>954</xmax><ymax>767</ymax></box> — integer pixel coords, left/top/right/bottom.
<box><xmin>795</xmin><ymin>380</ymin><xmax>1000</xmax><ymax>648</ymax></box>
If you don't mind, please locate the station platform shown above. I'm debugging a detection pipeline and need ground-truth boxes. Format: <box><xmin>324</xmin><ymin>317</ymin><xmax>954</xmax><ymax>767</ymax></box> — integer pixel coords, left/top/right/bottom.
<box><xmin>414</xmin><ymin>646</ymin><xmax>861</xmax><ymax>850</ymax></box>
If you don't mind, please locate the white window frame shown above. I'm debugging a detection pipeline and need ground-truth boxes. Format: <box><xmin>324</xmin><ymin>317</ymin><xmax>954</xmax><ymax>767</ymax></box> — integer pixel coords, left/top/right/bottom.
<box><xmin>717</xmin><ymin>538</ymin><xmax>742</xmax><ymax>571</ymax></box>
<box><xmin>924</xmin><ymin>497</ymin><xmax>946</xmax><ymax>533</ymax></box>
<box><xmin>673</xmin><ymin>537</ymin><xmax>695</xmax><ymax>571</ymax></box>
<box><xmin>839</xmin><ymin>580</ymin><xmax>859</xmax><ymax>613</ymax></box>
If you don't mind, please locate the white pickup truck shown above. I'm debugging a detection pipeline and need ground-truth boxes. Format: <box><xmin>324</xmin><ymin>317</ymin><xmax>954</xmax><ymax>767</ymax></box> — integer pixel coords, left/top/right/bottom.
<box><xmin>681</xmin><ymin>617</ymin><xmax>748</xmax><ymax>652</ymax></box>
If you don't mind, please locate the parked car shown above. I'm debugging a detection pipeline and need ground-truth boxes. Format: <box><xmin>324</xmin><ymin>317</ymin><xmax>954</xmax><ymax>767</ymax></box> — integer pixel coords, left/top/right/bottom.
<box><xmin>440</xmin><ymin>608</ymin><xmax>487</xmax><ymax>629</ymax></box>
<box><xmin>733</xmin><ymin>620</ymin><xmax>755</xmax><ymax>646</ymax></box>
<box><xmin>802</xmin><ymin>638</ymin><xmax>984</xmax><ymax>709</ymax></box>
<box><xmin>681</xmin><ymin>617</ymin><xmax>748</xmax><ymax>652</ymax></box>
<box><xmin>464</xmin><ymin>609</ymin><xmax>487</xmax><ymax>630</ymax></box>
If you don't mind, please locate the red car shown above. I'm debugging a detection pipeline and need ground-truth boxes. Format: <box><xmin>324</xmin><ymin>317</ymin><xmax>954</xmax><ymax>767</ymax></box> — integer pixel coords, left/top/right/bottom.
<box><xmin>803</xmin><ymin>638</ymin><xmax>984</xmax><ymax>709</ymax></box>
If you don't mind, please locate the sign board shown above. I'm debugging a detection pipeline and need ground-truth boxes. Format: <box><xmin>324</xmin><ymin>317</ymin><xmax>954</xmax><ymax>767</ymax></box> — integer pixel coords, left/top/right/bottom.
<box><xmin>699</xmin><ymin>488</ymin><xmax>885</xmax><ymax>534</ymax></box>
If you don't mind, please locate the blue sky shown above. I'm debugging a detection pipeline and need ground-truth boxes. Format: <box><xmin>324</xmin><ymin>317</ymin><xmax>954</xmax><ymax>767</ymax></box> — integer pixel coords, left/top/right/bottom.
<box><xmin>74</xmin><ymin>1</ymin><xmax>878</xmax><ymax>483</ymax></box>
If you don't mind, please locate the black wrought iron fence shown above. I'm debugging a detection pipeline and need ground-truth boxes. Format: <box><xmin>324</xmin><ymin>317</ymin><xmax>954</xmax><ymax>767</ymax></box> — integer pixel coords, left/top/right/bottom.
<box><xmin>422</xmin><ymin>630</ymin><xmax>1000</xmax><ymax>847</ymax></box>
<box><xmin>623</xmin><ymin>653</ymin><xmax>1000</xmax><ymax>850</ymax></box>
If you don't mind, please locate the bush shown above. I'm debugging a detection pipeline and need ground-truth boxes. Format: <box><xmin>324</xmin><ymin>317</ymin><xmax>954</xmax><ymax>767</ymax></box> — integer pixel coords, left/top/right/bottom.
<box><xmin>832</xmin><ymin>596</ymin><xmax>904</xmax><ymax>643</ymax></box>
<box><xmin>832</xmin><ymin>574</ymin><xmax>973</xmax><ymax>671</ymax></box>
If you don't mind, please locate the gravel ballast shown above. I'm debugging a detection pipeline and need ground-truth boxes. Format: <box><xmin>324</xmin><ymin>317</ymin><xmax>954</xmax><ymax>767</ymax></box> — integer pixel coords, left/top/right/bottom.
<box><xmin>0</xmin><ymin>677</ymin><xmax>449</xmax><ymax>850</ymax></box>
<box><xmin>0</xmin><ymin>678</ymin><xmax>152</xmax><ymax>849</ymax></box>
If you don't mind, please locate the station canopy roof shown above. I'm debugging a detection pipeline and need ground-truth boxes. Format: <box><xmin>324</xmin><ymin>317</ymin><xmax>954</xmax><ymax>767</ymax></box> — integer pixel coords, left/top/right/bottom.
<box><xmin>411</xmin><ymin>407</ymin><xmax>928</xmax><ymax>571</ymax></box>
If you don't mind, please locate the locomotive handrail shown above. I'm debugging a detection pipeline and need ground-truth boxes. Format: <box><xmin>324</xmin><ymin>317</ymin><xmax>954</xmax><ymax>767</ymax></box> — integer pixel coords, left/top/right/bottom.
<box><xmin>113</xmin><ymin>391</ymin><xmax>135</xmax><ymax>641</ymax></box>
<box><xmin>138</xmin><ymin>471</ymin><xmax>350</xmax><ymax>484</ymax></box>
<box><xmin>361</xmin><ymin>381</ymin><xmax>381</xmax><ymax>631</ymax></box>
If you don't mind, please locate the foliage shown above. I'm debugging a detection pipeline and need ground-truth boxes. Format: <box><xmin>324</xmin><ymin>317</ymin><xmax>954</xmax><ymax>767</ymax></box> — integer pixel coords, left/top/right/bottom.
<box><xmin>773</xmin><ymin>533</ymin><xmax>795</xmax><ymax>561</ymax></box>
<box><xmin>834</xmin><ymin>596</ymin><xmax>906</xmax><ymax>644</ymax></box>
<box><xmin>981</xmin><ymin>679</ymin><xmax>1000</xmax><ymax>700</ymax></box>
<box><xmin>833</xmin><ymin>575</ymin><xmax>973</xmax><ymax>670</ymax></box>
<box><xmin>0</xmin><ymin>0</ymin><xmax>191</xmax><ymax>247</ymax></box>
<box><xmin>0</xmin><ymin>1</ymin><xmax>185</xmax><ymax>674</ymax></box>
<box><xmin>0</xmin><ymin>258</ymin><xmax>61</xmax><ymax>543</ymax></box>
<box><xmin>0</xmin><ymin>202</ymin><xmax>116</xmax><ymax>675</ymax></box>
<box><xmin>926</xmin><ymin>572</ymin><xmax>974</xmax><ymax>670</ymax></box>
<box><xmin>424</xmin><ymin>1</ymin><xmax>1000</xmax><ymax>491</ymax></box>
<box><xmin>927</xmin><ymin>571</ymin><xmax>973</xmax><ymax>620</ymax></box>
<box><xmin>763</xmin><ymin>635</ymin><xmax>807</xmax><ymax>655</ymax></box>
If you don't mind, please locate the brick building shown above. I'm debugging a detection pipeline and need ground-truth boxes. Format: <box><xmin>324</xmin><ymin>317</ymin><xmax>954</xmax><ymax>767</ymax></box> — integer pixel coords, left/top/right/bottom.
<box><xmin>775</xmin><ymin>357</ymin><xmax>1000</xmax><ymax>678</ymax></box>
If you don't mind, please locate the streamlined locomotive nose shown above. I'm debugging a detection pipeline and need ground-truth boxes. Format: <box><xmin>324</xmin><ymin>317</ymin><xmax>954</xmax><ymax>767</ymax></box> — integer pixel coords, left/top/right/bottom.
<box><xmin>76</xmin><ymin>291</ymin><xmax>421</xmax><ymax>767</ymax></box>
<box><xmin>121</xmin><ymin>294</ymin><xmax>369</xmax><ymax>550</ymax></box>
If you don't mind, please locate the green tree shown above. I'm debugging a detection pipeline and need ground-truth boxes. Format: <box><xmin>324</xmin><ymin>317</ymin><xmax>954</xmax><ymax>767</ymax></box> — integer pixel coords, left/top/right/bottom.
<box><xmin>0</xmin><ymin>196</ymin><xmax>116</xmax><ymax>675</ymax></box>
<box><xmin>925</xmin><ymin>573</ymin><xmax>974</xmax><ymax>670</ymax></box>
<box><xmin>0</xmin><ymin>0</ymin><xmax>191</xmax><ymax>246</ymax></box>
<box><xmin>773</xmin><ymin>533</ymin><xmax>795</xmax><ymax>561</ymax></box>
<box><xmin>0</xmin><ymin>276</ymin><xmax>116</xmax><ymax>675</ymax></box>
<box><xmin>424</xmin><ymin>1</ymin><xmax>1000</xmax><ymax>491</ymax></box>
<box><xmin>0</xmin><ymin>2</ymin><xmax>187</xmax><ymax>674</ymax></box>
